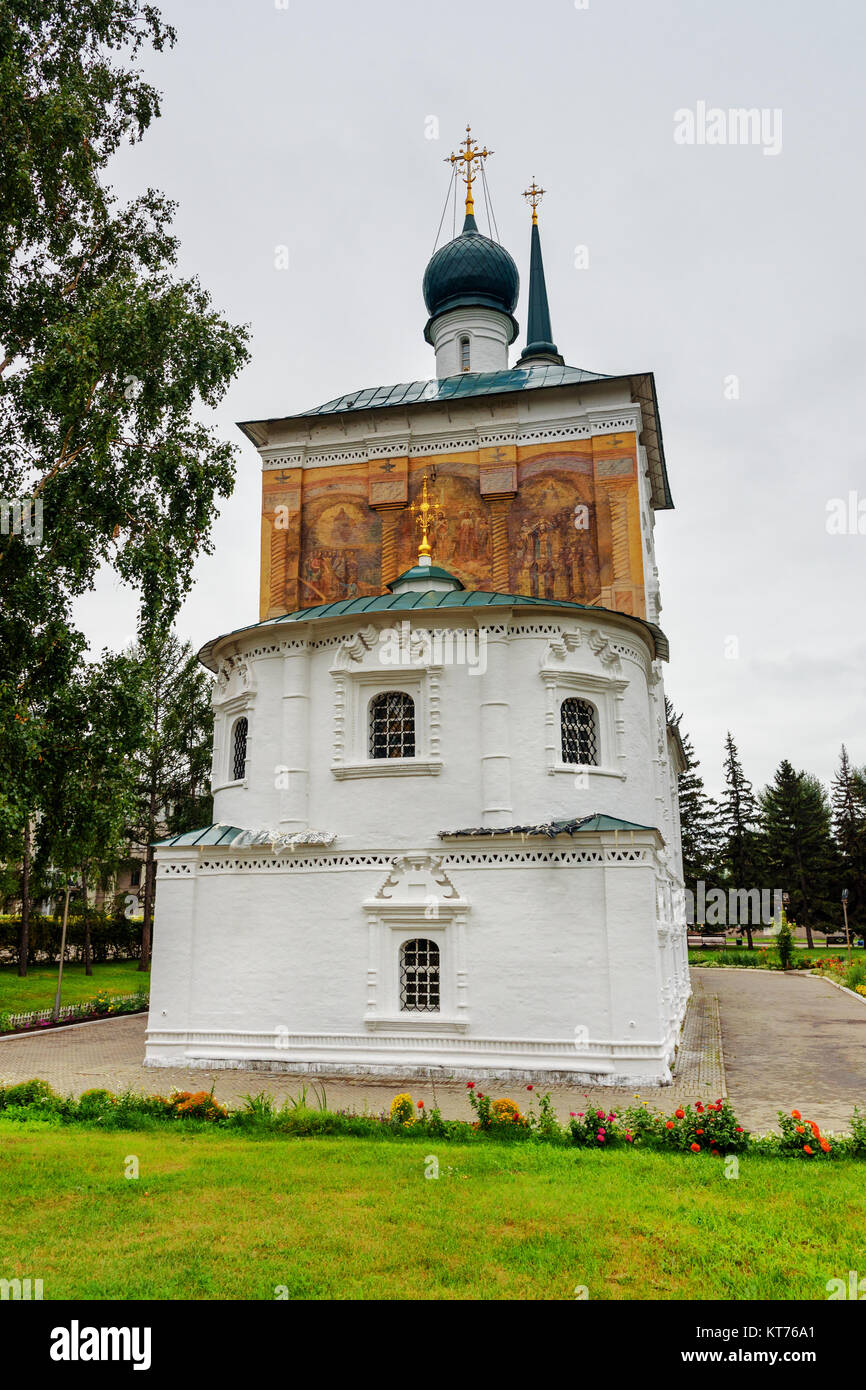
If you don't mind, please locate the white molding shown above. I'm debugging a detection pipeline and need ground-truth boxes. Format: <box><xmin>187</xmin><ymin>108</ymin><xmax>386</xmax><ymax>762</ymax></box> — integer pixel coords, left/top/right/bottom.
<box><xmin>333</xmin><ymin>759</ymin><xmax>443</xmax><ymax>779</ymax></box>
<box><xmin>259</xmin><ymin>409</ymin><xmax>641</xmax><ymax>473</ymax></box>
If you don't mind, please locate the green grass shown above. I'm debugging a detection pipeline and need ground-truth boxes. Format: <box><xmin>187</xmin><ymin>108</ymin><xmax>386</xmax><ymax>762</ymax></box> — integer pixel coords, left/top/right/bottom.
<box><xmin>0</xmin><ymin>961</ymin><xmax>148</xmax><ymax>1014</ymax></box>
<box><xmin>0</xmin><ymin>1122</ymin><xmax>860</xmax><ymax>1300</ymax></box>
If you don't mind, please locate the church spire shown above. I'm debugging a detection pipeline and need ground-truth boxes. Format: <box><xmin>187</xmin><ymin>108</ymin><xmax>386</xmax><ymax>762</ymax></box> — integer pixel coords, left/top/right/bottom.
<box><xmin>519</xmin><ymin>179</ymin><xmax>564</xmax><ymax>367</ymax></box>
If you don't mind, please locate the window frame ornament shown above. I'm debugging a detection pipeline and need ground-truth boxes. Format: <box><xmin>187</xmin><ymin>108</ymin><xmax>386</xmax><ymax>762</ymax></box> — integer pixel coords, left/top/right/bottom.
<box><xmin>211</xmin><ymin>656</ymin><xmax>257</xmax><ymax>793</ymax></box>
<box><xmin>330</xmin><ymin>662</ymin><xmax>443</xmax><ymax>779</ymax></box>
<box><xmin>363</xmin><ymin>855</ymin><xmax>469</xmax><ymax>1031</ymax></box>
<box><xmin>539</xmin><ymin>666</ymin><xmax>629</xmax><ymax>780</ymax></box>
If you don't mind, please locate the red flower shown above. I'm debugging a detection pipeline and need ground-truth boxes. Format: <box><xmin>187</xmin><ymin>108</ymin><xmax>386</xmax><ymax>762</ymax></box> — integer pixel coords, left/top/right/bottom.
<box><xmin>690</xmin><ymin>1142</ymin><xmax>701</xmax><ymax>1152</ymax></box>
<box><xmin>735</xmin><ymin>1126</ymin><xmax>743</xmax><ymax>1133</ymax></box>
<box><xmin>820</xmin><ymin>1138</ymin><xmax>831</xmax><ymax>1154</ymax></box>
<box><xmin>526</xmin><ymin>1084</ymin><xmax>533</xmax><ymax>1091</ymax></box>
<box><xmin>466</xmin><ymin>1082</ymin><xmax>475</xmax><ymax>1089</ymax></box>
<box><xmin>791</xmin><ymin>1109</ymin><xmax>801</xmax><ymax>1120</ymax></box>
<box><xmin>803</xmin><ymin>1144</ymin><xmax>814</xmax><ymax>1155</ymax></box>
<box><xmin>810</xmin><ymin>1121</ymin><xmax>821</xmax><ymax>1139</ymax></box>
<box><xmin>795</xmin><ymin>1125</ymin><xmax>805</xmax><ymax>1134</ymax></box>
<box><xmin>417</xmin><ymin>1100</ymin><xmax>424</xmax><ymax>1109</ymax></box>
<box><xmin>711</xmin><ymin>1149</ymin><xmax>720</xmax><ymax>1157</ymax></box>
<box><xmin>696</xmin><ymin>1102</ymin><xmax>704</xmax><ymax>1113</ymax></box>
<box><xmin>665</xmin><ymin>1120</ymin><xmax>675</xmax><ymax>1129</ymax></box>
<box><xmin>675</xmin><ymin>1109</ymin><xmax>685</xmax><ymax>1119</ymax></box>
<box><xmin>696</xmin><ymin>1128</ymin><xmax>704</xmax><ymax>1135</ymax></box>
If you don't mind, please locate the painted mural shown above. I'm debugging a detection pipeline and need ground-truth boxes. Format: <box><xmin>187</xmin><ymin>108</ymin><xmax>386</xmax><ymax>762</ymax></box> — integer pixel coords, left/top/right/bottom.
<box><xmin>260</xmin><ymin>435</ymin><xmax>645</xmax><ymax>620</ymax></box>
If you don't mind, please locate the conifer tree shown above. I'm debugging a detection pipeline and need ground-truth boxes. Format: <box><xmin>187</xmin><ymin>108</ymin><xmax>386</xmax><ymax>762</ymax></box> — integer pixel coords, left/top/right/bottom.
<box><xmin>759</xmin><ymin>760</ymin><xmax>838</xmax><ymax>949</ymax></box>
<box><xmin>718</xmin><ymin>732</ymin><xmax>762</xmax><ymax>947</ymax></box>
<box><xmin>668</xmin><ymin>706</ymin><xmax>721</xmax><ymax>903</ymax></box>
<box><xmin>831</xmin><ymin>744</ymin><xmax>866</xmax><ymax>935</ymax></box>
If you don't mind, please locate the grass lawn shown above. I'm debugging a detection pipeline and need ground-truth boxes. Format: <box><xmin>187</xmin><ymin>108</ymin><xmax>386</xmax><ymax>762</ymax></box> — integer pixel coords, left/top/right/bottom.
<box><xmin>0</xmin><ymin>1122</ymin><xmax>860</xmax><ymax>1300</ymax></box>
<box><xmin>0</xmin><ymin>961</ymin><xmax>148</xmax><ymax>1015</ymax></box>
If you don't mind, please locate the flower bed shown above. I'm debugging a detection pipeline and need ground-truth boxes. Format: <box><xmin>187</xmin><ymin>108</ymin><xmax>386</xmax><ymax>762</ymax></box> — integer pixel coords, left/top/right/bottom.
<box><xmin>1</xmin><ymin>1077</ymin><xmax>864</xmax><ymax>1158</ymax></box>
<box><xmin>0</xmin><ymin>990</ymin><xmax>149</xmax><ymax>1035</ymax></box>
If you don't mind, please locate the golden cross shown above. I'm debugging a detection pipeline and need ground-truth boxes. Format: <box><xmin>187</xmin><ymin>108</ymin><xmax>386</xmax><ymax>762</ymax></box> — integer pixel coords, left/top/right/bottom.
<box><xmin>409</xmin><ymin>474</ymin><xmax>444</xmax><ymax>561</ymax></box>
<box><xmin>522</xmin><ymin>176</ymin><xmax>546</xmax><ymax>225</ymax></box>
<box><xmin>446</xmin><ymin>125</ymin><xmax>493</xmax><ymax>219</ymax></box>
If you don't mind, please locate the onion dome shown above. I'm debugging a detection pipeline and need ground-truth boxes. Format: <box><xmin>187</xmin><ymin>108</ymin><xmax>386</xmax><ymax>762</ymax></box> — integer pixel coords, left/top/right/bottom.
<box><xmin>422</xmin><ymin>212</ymin><xmax>520</xmax><ymax>345</ymax></box>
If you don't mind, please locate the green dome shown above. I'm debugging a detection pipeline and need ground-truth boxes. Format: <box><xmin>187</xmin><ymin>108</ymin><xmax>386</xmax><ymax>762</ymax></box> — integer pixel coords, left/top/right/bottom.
<box><xmin>423</xmin><ymin>213</ymin><xmax>519</xmax><ymax>331</ymax></box>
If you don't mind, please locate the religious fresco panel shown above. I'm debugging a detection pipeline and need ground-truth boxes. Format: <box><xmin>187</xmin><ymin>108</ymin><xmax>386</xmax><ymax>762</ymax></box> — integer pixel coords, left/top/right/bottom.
<box><xmin>260</xmin><ymin>432</ymin><xmax>646</xmax><ymax>619</ymax></box>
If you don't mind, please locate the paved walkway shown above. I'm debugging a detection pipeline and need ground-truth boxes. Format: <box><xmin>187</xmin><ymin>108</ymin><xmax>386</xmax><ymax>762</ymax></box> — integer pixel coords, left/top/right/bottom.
<box><xmin>705</xmin><ymin>968</ymin><xmax>866</xmax><ymax>1135</ymax></box>
<box><xmin>0</xmin><ymin>969</ymin><xmax>862</xmax><ymax>1132</ymax></box>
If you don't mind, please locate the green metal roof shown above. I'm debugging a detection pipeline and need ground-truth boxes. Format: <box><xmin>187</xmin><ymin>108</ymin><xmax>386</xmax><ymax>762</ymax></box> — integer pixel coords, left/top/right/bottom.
<box><xmin>439</xmin><ymin>814</ymin><xmax>657</xmax><ymax>840</ymax></box>
<box><xmin>153</xmin><ymin>824</ymin><xmax>246</xmax><ymax>848</ymax></box>
<box><xmin>389</xmin><ymin>564</ymin><xmax>464</xmax><ymax>589</ymax></box>
<box><xmin>293</xmin><ymin>362</ymin><xmax>610</xmax><ymax>417</ymax></box>
<box><xmin>198</xmin><ymin>589</ymin><xmax>669</xmax><ymax>671</ymax></box>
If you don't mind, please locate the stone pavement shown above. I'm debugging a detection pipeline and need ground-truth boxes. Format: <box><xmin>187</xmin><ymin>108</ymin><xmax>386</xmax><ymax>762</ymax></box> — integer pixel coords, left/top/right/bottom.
<box><xmin>0</xmin><ymin>968</ymin><xmax>862</xmax><ymax>1132</ymax></box>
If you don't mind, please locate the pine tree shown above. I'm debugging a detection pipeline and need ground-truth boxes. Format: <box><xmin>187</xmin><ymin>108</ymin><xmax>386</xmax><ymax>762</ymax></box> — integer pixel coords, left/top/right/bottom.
<box><xmin>831</xmin><ymin>745</ymin><xmax>866</xmax><ymax>935</ymax></box>
<box><xmin>718</xmin><ymin>732</ymin><xmax>762</xmax><ymax>947</ymax></box>
<box><xmin>668</xmin><ymin>706</ymin><xmax>721</xmax><ymax>901</ymax></box>
<box><xmin>759</xmin><ymin>760</ymin><xmax>838</xmax><ymax>949</ymax></box>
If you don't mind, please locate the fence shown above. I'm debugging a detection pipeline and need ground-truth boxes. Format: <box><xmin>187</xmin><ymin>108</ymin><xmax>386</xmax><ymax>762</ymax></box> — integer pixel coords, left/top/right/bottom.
<box><xmin>0</xmin><ymin>991</ymin><xmax>149</xmax><ymax>1035</ymax></box>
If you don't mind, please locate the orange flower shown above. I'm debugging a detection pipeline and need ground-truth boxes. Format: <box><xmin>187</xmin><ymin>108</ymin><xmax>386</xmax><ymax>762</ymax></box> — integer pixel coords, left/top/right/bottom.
<box><xmin>803</xmin><ymin>1145</ymin><xmax>814</xmax><ymax>1155</ymax></box>
<box><xmin>795</xmin><ymin>1125</ymin><xmax>805</xmax><ymax>1134</ymax></box>
<box><xmin>675</xmin><ymin>1109</ymin><xmax>685</xmax><ymax>1119</ymax></box>
<box><xmin>810</xmin><ymin>1121</ymin><xmax>821</xmax><ymax>1139</ymax></box>
<box><xmin>665</xmin><ymin>1120</ymin><xmax>675</xmax><ymax>1129</ymax></box>
<box><xmin>696</xmin><ymin>1128</ymin><xmax>704</xmax><ymax>1135</ymax></box>
<box><xmin>690</xmin><ymin>1142</ymin><xmax>701</xmax><ymax>1152</ymax></box>
<box><xmin>791</xmin><ymin>1109</ymin><xmax>801</xmax><ymax>1120</ymax></box>
<box><xmin>820</xmin><ymin>1138</ymin><xmax>831</xmax><ymax>1154</ymax></box>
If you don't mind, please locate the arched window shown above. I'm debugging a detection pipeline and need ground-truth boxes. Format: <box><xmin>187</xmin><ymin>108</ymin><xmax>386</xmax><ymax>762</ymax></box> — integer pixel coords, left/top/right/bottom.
<box><xmin>369</xmin><ymin>691</ymin><xmax>415</xmax><ymax>759</ymax></box>
<box><xmin>561</xmin><ymin>697</ymin><xmax>598</xmax><ymax>766</ymax></box>
<box><xmin>231</xmin><ymin>716</ymin><xmax>249</xmax><ymax>781</ymax></box>
<box><xmin>459</xmin><ymin>336</ymin><xmax>470</xmax><ymax>372</ymax></box>
<box><xmin>400</xmin><ymin>938</ymin><xmax>440</xmax><ymax>1012</ymax></box>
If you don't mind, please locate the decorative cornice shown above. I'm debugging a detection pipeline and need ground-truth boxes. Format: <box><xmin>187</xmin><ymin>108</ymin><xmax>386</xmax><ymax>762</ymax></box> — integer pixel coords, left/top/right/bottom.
<box><xmin>260</xmin><ymin>409</ymin><xmax>641</xmax><ymax>472</ymax></box>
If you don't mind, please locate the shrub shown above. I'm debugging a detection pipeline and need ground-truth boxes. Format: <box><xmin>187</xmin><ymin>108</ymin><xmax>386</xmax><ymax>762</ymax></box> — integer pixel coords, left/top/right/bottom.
<box><xmin>389</xmin><ymin>1093</ymin><xmax>414</xmax><ymax>1125</ymax></box>
<box><xmin>776</xmin><ymin>920</ymin><xmax>794</xmax><ymax>970</ymax></box>
<box><xmin>170</xmin><ymin>1090</ymin><xmax>227</xmax><ymax>1122</ymax></box>
<box><xmin>568</xmin><ymin>1107</ymin><xmax>620</xmax><ymax>1148</ymax></box>
<box><xmin>490</xmin><ymin>1097</ymin><xmax>524</xmax><ymax>1126</ymax></box>
<box><xmin>0</xmin><ymin>1078</ymin><xmax>61</xmax><ymax>1111</ymax></box>
<box><xmin>777</xmin><ymin>1108</ymin><xmax>837</xmax><ymax>1158</ymax></box>
<box><xmin>76</xmin><ymin>1089</ymin><xmax>118</xmax><ymax>1119</ymax></box>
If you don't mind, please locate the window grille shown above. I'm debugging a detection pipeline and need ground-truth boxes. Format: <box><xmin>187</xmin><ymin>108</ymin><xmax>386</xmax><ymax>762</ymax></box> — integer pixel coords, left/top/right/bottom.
<box><xmin>400</xmin><ymin>938</ymin><xmax>440</xmax><ymax>1012</ymax></box>
<box><xmin>459</xmin><ymin>336</ymin><xmax>470</xmax><ymax>372</ymax></box>
<box><xmin>560</xmin><ymin>697</ymin><xmax>598</xmax><ymax>765</ymax></box>
<box><xmin>232</xmin><ymin>716</ymin><xmax>249</xmax><ymax>781</ymax></box>
<box><xmin>369</xmin><ymin>691</ymin><xmax>415</xmax><ymax>759</ymax></box>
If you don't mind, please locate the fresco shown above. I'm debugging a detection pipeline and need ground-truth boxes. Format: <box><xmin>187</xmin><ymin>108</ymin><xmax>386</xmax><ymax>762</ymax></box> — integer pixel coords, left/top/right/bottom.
<box><xmin>260</xmin><ymin>435</ymin><xmax>645</xmax><ymax>620</ymax></box>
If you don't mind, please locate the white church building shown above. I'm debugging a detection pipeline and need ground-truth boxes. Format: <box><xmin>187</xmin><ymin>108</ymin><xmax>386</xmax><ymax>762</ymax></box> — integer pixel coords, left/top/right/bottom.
<box><xmin>146</xmin><ymin>135</ymin><xmax>690</xmax><ymax>1085</ymax></box>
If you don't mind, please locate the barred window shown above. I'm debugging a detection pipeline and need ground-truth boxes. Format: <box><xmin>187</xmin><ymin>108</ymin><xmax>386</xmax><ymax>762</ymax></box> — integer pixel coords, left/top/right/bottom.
<box><xmin>369</xmin><ymin>691</ymin><xmax>415</xmax><ymax>759</ymax></box>
<box><xmin>459</xmin><ymin>336</ymin><xmax>470</xmax><ymax>372</ymax></box>
<box><xmin>561</xmin><ymin>697</ymin><xmax>598</xmax><ymax>766</ymax></box>
<box><xmin>232</xmin><ymin>716</ymin><xmax>248</xmax><ymax>781</ymax></box>
<box><xmin>400</xmin><ymin>938</ymin><xmax>440</xmax><ymax>1012</ymax></box>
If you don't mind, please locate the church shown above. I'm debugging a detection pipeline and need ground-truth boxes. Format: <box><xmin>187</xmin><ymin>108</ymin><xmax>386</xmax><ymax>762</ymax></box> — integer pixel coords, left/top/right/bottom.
<box><xmin>146</xmin><ymin>130</ymin><xmax>690</xmax><ymax>1085</ymax></box>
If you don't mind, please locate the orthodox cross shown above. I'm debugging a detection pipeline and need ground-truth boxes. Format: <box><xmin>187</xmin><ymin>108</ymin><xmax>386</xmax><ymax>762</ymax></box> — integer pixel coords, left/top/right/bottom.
<box><xmin>522</xmin><ymin>176</ymin><xmax>546</xmax><ymax>225</ymax></box>
<box><xmin>379</xmin><ymin>461</ymin><xmax>396</xmax><ymax>472</ymax></box>
<box><xmin>410</xmin><ymin>474</ymin><xmax>445</xmax><ymax>561</ymax></box>
<box><xmin>446</xmin><ymin>125</ymin><xmax>493</xmax><ymax>219</ymax></box>
<box><xmin>274</xmin><ymin>469</ymin><xmax>293</xmax><ymax>483</ymax></box>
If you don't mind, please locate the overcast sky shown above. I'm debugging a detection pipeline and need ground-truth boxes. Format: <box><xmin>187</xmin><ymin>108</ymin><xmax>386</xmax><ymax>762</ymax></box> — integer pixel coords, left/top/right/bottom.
<box><xmin>73</xmin><ymin>0</ymin><xmax>866</xmax><ymax>800</ymax></box>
